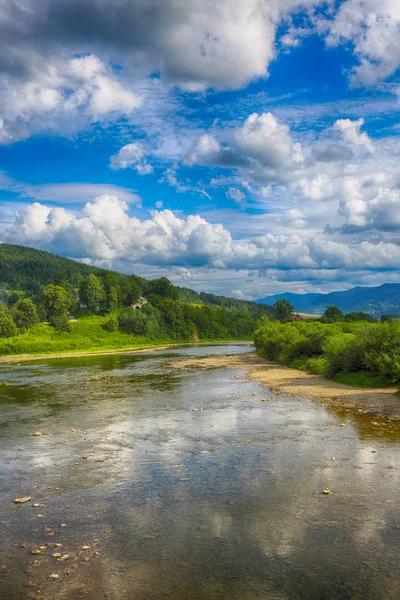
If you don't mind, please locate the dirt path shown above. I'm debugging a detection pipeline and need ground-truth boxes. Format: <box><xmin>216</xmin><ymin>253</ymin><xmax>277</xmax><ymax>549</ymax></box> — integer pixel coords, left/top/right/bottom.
<box><xmin>171</xmin><ymin>352</ymin><xmax>400</xmax><ymax>420</ymax></box>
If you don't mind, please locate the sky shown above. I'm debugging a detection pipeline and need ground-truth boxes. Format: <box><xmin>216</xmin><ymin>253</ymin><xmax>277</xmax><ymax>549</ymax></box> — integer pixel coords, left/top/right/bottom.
<box><xmin>1</xmin><ymin>1</ymin><xmax>400</xmax><ymax>300</ymax></box>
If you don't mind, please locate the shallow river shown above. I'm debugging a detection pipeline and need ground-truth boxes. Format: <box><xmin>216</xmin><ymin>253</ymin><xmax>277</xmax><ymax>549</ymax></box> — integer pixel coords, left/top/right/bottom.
<box><xmin>0</xmin><ymin>344</ymin><xmax>399</xmax><ymax>600</ymax></box>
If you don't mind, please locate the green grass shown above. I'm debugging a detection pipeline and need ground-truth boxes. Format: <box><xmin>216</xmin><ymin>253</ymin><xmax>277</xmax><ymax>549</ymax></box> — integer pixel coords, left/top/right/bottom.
<box><xmin>0</xmin><ymin>314</ymin><xmax>152</xmax><ymax>356</ymax></box>
<box><xmin>333</xmin><ymin>371</ymin><xmax>394</xmax><ymax>389</ymax></box>
<box><xmin>0</xmin><ymin>313</ymin><xmax>250</xmax><ymax>357</ymax></box>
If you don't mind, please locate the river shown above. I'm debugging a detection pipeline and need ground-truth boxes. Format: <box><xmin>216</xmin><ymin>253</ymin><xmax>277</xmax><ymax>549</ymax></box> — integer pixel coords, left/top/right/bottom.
<box><xmin>0</xmin><ymin>344</ymin><xmax>399</xmax><ymax>599</ymax></box>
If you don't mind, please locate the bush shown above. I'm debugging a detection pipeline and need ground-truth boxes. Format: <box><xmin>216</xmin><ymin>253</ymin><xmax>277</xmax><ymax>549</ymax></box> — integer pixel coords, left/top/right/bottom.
<box><xmin>50</xmin><ymin>314</ymin><xmax>71</xmax><ymax>332</ymax></box>
<box><xmin>0</xmin><ymin>310</ymin><xmax>18</xmax><ymax>338</ymax></box>
<box><xmin>306</xmin><ymin>357</ymin><xmax>329</xmax><ymax>376</ymax></box>
<box><xmin>103</xmin><ymin>314</ymin><xmax>118</xmax><ymax>332</ymax></box>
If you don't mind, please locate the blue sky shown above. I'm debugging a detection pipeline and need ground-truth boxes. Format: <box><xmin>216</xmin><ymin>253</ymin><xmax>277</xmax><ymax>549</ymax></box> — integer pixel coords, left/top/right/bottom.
<box><xmin>1</xmin><ymin>0</ymin><xmax>400</xmax><ymax>299</ymax></box>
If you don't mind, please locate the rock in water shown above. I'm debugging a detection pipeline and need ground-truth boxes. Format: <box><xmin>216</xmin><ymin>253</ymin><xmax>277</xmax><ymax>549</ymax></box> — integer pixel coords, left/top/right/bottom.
<box><xmin>15</xmin><ymin>497</ymin><xmax>31</xmax><ymax>504</ymax></box>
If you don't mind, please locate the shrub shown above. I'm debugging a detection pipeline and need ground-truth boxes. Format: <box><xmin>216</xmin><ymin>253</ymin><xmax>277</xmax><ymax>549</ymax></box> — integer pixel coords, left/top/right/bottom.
<box><xmin>0</xmin><ymin>310</ymin><xmax>18</xmax><ymax>338</ymax></box>
<box><xmin>102</xmin><ymin>314</ymin><xmax>118</xmax><ymax>332</ymax></box>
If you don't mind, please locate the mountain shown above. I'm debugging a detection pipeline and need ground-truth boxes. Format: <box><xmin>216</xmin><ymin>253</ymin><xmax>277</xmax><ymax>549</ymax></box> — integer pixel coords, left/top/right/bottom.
<box><xmin>256</xmin><ymin>284</ymin><xmax>400</xmax><ymax>317</ymax></box>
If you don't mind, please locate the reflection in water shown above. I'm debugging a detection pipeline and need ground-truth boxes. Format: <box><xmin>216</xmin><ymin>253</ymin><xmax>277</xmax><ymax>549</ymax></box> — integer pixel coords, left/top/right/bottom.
<box><xmin>0</xmin><ymin>344</ymin><xmax>399</xmax><ymax>600</ymax></box>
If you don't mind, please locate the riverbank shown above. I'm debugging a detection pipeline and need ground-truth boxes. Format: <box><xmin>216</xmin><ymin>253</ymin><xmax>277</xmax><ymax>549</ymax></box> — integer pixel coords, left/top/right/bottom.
<box><xmin>171</xmin><ymin>352</ymin><xmax>400</xmax><ymax>420</ymax></box>
<box><xmin>0</xmin><ymin>341</ymin><xmax>251</xmax><ymax>364</ymax></box>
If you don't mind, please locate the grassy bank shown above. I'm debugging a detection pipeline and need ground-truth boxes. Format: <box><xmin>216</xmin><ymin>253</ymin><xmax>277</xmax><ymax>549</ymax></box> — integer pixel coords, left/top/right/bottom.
<box><xmin>0</xmin><ymin>312</ymin><xmax>251</xmax><ymax>358</ymax></box>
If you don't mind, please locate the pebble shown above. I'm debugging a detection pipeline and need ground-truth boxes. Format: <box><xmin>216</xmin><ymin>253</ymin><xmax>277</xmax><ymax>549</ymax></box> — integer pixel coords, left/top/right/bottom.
<box><xmin>15</xmin><ymin>496</ymin><xmax>31</xmax><ymax>504</ymax></box>
<box><xmin>36</xmin><ymin>514</ymin><xmax>45</xmax><ymax>519</ymax></box>
<box><xmin>33</xmin><ymin>432</ymin><xmax>42</xmax><ymax>437</ymax></box>
<box><xmin>60</xmin><ymin>523</ymin><xmax>67</xmax><ymax>527</ymax></box>
<box><xmin>48</xmin><ymin>573</ymin><xmax>60</xmax><ymax>581</ymax></box>
<box><xmin>323</xmin><ymin>488</ymin><xmax>331</xmax><ymax>495</ymax></box>
<box><xmin>81</xmin><ymin>545</ymin><xmax>90</xmax><ymax>550</ymax></box>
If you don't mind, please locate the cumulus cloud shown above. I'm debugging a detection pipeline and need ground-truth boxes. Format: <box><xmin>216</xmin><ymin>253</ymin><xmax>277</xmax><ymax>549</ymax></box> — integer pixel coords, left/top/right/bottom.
<box><xmin>3</xmin><ymin>194</ymin><xmax>400</xmax><ymax>275</ymax></box>
<box><xmin>110</xmin><ymin>142</ymin><xmax>153</xmax><ymax>174</ymax></box>
<box><xmin>186</xmin><ymin>112</ymin><xmax>304</xmax><ymax>184</ymax></box>
<box><xmin>334</xmin><ymin>118</ymin><xmax>374</xmax><ymax>153</ymax></box>
<box><xmin>0</xmin><ymin>0</ymin><xmax>323</xmax><ymax>93</ymax></box>
<box><xmin>325</xmin><ymin>0</ymin><xmax>400</xmax><ymax>87</ymax></box>
<box><xmin>0</xmin><ymin>54</ymin><xmax>142</xmax><ymax>142</ymax></box>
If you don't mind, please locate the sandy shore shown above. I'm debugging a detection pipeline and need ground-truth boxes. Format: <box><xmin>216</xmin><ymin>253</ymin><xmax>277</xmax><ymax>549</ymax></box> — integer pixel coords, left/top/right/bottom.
<box><xmin>171</xmin><ymin>352</ymin><xmax>400</xmax><ymax>420</ymax></box>
<box><xmin>0</xmin><ymin>344</ymin><xmax>179</xmax><ymax>364</ymax></box>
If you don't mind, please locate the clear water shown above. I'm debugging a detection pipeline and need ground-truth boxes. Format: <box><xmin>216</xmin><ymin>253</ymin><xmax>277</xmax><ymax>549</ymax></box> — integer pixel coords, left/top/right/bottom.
<box><xmin>0</xmin><ymin>344</ymin><xmax>399</xmax><ymax>600</ymax></box>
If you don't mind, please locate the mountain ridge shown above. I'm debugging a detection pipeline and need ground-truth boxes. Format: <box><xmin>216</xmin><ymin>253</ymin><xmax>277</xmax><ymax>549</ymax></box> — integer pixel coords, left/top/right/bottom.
<box><xmin>256</xmin><ymin>283</ymin><xmax>400</xmax><ymax>317</ymax></box>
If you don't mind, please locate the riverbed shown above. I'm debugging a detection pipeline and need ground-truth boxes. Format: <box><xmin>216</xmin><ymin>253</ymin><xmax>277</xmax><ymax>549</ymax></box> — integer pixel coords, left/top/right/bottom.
<box><xmin>0</xmin><ymin>344</ymin><xmax>399</xmax><ymax>599</ymax></box>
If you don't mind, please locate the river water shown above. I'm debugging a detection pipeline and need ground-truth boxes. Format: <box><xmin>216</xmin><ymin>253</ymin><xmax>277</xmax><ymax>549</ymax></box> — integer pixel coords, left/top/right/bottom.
<box><xmin>0</xmin><ymin>344</ymin><xmax>399</xmax><ymax>600</ymax></box>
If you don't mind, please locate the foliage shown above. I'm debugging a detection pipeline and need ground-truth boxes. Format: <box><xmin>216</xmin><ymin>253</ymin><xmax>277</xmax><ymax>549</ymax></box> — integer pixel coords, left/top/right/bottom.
<box><xmin>12</xmin><ymin>298</ymin><xmax>39</xmax><ymax>331</ymax></box>
<box><xmin>0</xmin><ymin>308</ymin><xmax>18</xmax><ymax>338</ymax></box>
<box><xmin>79</xmin><ymin>274</ymin><xmax>105</xmax><ymax>312</ymax></box>
<box><xmin>254</xmin><ymin>318</ymin><xmax>400</xmax><ymax>384</ymax></box>
<box><xmin>323</xmin><ymin>305</ymin><xmax>343</xmax><ymax>321</ymax></box>
<box><xmin>42</xmin><ymin>284</ymin><xmax>72</xmax><ymax>322</ymax></box>
<box><xmin>274</xmin><ymin>299</ymin><xmax>294</xmax><ymax>322</ymax></box>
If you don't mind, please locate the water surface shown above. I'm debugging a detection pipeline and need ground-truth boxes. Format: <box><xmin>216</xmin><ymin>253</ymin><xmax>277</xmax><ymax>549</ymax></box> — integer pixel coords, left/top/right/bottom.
<box><xmin>0</xmin><ymin>344</ymin><xmax>399</xmax><ymax>599</ymax></box>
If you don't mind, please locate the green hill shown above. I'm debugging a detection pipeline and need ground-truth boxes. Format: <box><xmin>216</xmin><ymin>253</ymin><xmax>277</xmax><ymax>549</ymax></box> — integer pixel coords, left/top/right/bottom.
<box><xmin>0</xmin><ymin>243</ymin><xmax>273</xmax><ymax>316</ymax></box>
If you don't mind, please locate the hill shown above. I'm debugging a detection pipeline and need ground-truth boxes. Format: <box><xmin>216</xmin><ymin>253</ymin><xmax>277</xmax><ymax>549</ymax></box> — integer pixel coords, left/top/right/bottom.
<box><xmin>0</xmin><ymin>243</ymin><xmax>108</xmax><ymax>288</ymax></box>
<box><xmin>0</xmin><ymin>243</ymin><xmax>273</xmax><ymax>316</ymax></box>
<box><xmin>256</xmin><ymin>283</ymin><xmax>400</xmax><ymax>318</ymax></box>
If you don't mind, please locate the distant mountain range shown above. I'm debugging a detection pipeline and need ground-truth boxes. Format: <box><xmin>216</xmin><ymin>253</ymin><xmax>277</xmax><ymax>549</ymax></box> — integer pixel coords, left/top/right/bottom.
<box><xmin>255</xmin><ymin>284</ymin><xmax>400</xmax><ymax>318</ymax></box>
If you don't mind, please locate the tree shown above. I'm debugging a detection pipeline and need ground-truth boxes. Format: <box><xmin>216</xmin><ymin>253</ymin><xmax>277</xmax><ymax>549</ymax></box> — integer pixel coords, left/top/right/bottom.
<box><xmin>79</xmin><ymin>275</ymin><xmax>105</xmax><ymax>312</ymax></box>
<box><xmin>12</xmin><ymin>298</ymin><xmax>39</xmax><ymax>330</ymax></box>
<box><xmin>274</xmin><ymin>299</ymin><xmax>294</xmax><ymax>323</ymax></box>
<box><xmin>7</xmin><ymin>292</ymin><xmax>20</xmax><ymax>307</ymax></box>
<box><xmin>381</xmin><ymin>314</ymin><xmax>392</xmax><ymax>322</ymax></box>
<box><xmin>323</xmin><ymin>306</ymin><xmax>344</xmax><ymax>322</ymax></box>
<box><xmin>119</xmin><ymin>277</ymin><xmax>141</xmax><ymax>307</ymax></box>
<box><xmin>0</xmin><ymin>309</ymin><xmax>17</xmax><ymax>338</ymax></box>
<box><xmin>42</xmin><ymin>284</ymin><xmax>72</xmax><ymax>329</ymax></box>
<box><xmin>147</xmin><ymin>277</ymin><xmax>178</xmax><ymax>300</ymax></box>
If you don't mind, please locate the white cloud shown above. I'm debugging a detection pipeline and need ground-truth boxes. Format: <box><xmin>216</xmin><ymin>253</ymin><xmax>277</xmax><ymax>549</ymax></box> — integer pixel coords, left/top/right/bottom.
<box><xmin>226</xmin><ymin>188</ymin><xmax>246</xmax><ymax>205</ymax></box>
<box><xmin>232</xmin><ymin>289</ymin><xmax>253</xmax><ymax>301</ymax></box>
<box><xmin>233</xmin><ymin>112</ymin><xmax>303</xmax><ymax>169</ymax></box>
<box><xmin>0</xmin><ymin>55</ymin><xmax>142</xmax><ymax>143</ymax></box>
<box><xmin>110</xmin><ymin>142</ymin><xmax>153</xmax><ymax>175</ymax></box>
<box><xmin>186</xmin><ymin>112</ymin><xmax>304</xmax><ymax>184</ymax></box>
<box><xmin>325</xmin><ymin>0</ymin><xmax>400</xmax><ymax>87</ymax></box>
<box><xmin>334</xmin><ymin>118</ymin><xmax>374</xmax><ymax>153</ymax></box>
<box><xmin>21</xmin><ymin>183</ymin><xmax>142</xmax><ymax>206</ymax></box>
<box><xmin>4</xmin><ymin>194</ymin><xmax>400</xmax><ymax>274</ymax></box>
<box><xmin>0</xmin><ymin>0</ymin><xmax>324</xmax><ymax>93</ymax></box>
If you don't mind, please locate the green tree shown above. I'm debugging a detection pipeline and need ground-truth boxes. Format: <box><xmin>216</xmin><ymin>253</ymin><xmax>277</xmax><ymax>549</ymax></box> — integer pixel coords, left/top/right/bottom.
<box><xmin>42</xmin><ymin>284</ymin><xmax>72</xmax><ymax>329</ymax></box>
<box><xmin>147</xmin><ymin>277</ymin><xmax>178</xmax><ymax>300</ymax></box>
<box><xmin>381</xmin><ymin>314</ymin><xmax>392</xmax><ymax>322</ymax></box>
<box><xmin>79</xmin><ymin>275</ymin><xmax>105</xmax><ymax>312</ymax></box>
<box><xmin>323</xmin><ymin>306</ymin><xmax>344</xmax><ymax>321</ymax></box>
<box><xmin>12</xmin><ymin>298</ymin><xmax>39</xmax><ymax>330</ymax></box>
<box><xmin>119</xmin><ymin>277</ymin><xmax>141</xmax><ymax>307</ymax></box>
<box><xmin>7</xmin><ymin>292</ymin><xmax>20</xmax><ymax>307</ymax></box>
<box><xmin>274</xmin><ymin>299</ymin><xmax>294</xmax><ymax>323</ymax></box>
<box><xmin>0</xmin><ymin>308</ymin><xmax>18</xmax><ymax>338</ymax></box>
